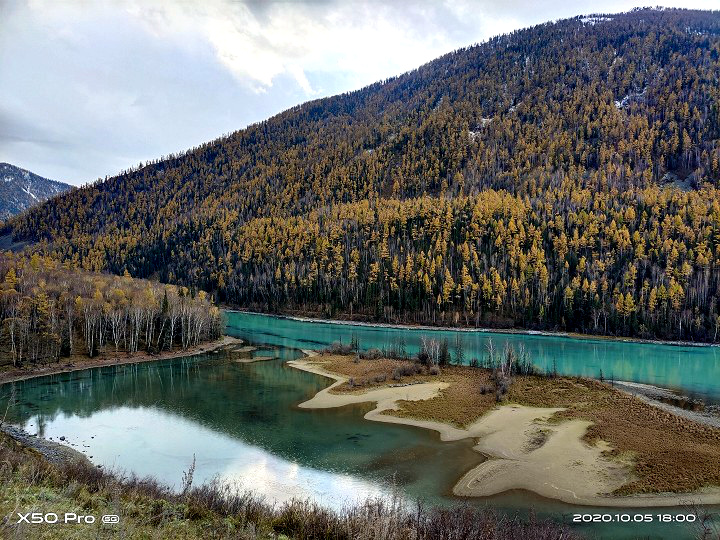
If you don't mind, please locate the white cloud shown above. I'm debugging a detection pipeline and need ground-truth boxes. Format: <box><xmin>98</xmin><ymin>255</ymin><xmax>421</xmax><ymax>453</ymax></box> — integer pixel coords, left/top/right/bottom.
<box><xmin>30</xmin><ymin>0</ymin><xmax>492</xmax><ymax>95</ymax></box>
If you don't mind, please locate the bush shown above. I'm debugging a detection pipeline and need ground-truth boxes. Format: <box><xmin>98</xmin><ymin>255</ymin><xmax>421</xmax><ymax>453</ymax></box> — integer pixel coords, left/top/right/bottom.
<box><xmin>438</xmin><ymin>338</ymin><xmax>451</xmax><ymax>366</ymax></box>
<box><xmin>323</xmin><ymin>341</ymin><xmax>354</xmax><ymax>355</ymax></box>
<box><xmin>360</xmin><ymin>348</ymin><xmax>383</xmax><ymax>360</ymax></box>
<box><xmin>479</xmin><ymin>384</ymin><xmax>493</xmax><ymax>395</ymax></box>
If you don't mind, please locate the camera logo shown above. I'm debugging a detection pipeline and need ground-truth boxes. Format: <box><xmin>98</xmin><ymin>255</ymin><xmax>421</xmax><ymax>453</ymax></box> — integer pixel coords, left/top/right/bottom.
<box><xmin>16</xmin><ymin>512</ymin><xmax>120</xmax><ymax>525</ymax></box>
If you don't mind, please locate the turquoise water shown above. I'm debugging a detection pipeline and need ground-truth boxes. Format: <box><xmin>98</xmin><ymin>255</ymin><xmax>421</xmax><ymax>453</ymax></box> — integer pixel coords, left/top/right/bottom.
<box><xmin>227</xmin><ymin>311</ymin><xmax>720</xmax><ymax>403</ymax></box>
<box><xmin>1</xmin><ymin>311</ymin><xmax>718</xmax><ymax>539</ymax></box>
<box><xmin>2</xmin><ymin>348</ymin><xmax>480</xmax><ymax>507</ymax></box>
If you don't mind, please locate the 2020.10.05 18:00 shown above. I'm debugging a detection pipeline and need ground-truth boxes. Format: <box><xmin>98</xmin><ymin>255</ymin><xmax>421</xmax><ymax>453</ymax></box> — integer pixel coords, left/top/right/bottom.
<box><xmin>573</xmin><ymin>513</ymin><xmax>697</xmax><ymax>524</ymax></box>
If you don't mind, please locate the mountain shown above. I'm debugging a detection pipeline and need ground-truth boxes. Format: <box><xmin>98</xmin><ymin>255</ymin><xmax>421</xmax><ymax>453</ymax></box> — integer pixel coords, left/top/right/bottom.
<box><xmin>6</xmin><ymin>8</ymin><xmax>720</xmax><ymax>341</ymax></box>
<box><xmin>0</xmin><ymin>163</ymin><xmax>72</xmax><ymax>220</ymax></box>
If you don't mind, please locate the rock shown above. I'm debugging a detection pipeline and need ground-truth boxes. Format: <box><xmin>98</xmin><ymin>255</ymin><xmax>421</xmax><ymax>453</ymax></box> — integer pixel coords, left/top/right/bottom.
<box><xmin>59</xmin><ymin>436</ymin><xmax>65</xmax><ymax>441</ymax></box>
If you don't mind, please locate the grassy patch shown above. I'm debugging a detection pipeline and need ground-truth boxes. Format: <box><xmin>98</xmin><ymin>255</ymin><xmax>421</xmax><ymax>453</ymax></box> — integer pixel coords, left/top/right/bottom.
<box><xmin>392</xmin><ymin>368</ymin><xmax>497</xmax><ymax>428</ymax></box>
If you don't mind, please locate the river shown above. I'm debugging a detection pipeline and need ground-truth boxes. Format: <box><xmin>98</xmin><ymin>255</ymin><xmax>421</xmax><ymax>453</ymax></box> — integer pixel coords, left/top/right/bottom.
<box><xmin>1</xmin><ymin>311</ymin><xmax>718</xmax><ymax>539</ymax></box>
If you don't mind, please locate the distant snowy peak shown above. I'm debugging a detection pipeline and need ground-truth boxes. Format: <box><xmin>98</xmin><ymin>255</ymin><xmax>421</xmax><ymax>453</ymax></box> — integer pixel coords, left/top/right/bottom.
<box><xmin>0</xmin><ymin>163</ymin><xmax>72</xmax><ymax>220</ymax></box>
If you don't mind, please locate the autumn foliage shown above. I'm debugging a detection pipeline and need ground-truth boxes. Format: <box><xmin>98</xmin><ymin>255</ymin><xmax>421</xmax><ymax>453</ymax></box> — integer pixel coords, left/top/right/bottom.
<box><xmin>0</xmin><ymin>253</ymin><xmax>223</xmax><ymax>367</ymax></box>
<box><xmin>5</xmin><ymin>9</ymin><xmax>720</xmax><ymax>340</ymax></box>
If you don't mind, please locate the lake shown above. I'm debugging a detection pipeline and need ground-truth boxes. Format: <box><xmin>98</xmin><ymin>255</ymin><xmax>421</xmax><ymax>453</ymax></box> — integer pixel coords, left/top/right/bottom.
<box><xmin>1</xmin><ymin>311</ymin><xmax>718</xmax><ymax>539</ymax></box>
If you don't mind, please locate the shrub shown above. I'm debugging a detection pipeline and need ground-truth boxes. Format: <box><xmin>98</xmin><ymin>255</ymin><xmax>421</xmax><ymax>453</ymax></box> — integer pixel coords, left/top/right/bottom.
<box><xmin>323</xmin><ymin>341</ymin><xmax>355</xmax><ymax>355</ymax></box>
<box><xmin>479</xmin><ymin>384</ymin><xmax>493</xmax><ymax>395</ymax></box>
<box><xmin>360</xmin><ymin>348</ymin><xmax>383</xmax><ymax>360</ymax></box>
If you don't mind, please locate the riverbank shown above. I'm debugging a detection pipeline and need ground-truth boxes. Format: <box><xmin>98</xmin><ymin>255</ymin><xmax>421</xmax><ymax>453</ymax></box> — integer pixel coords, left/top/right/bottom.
<box><xmin>0</xmin><ymin>423</ymin><xmax>90</xmax><ymax>466</ymax></box>
<box><xmin>613</xmin><ymin>380</ymin><xmax>720</xmax><ymax>429</ymax></box>
<box><xmin>0</xmin><ymin>335</ymin><xmax>244</xmax><ymax>385</ymax></box>
<box><xmin>289</xmin><ymin>352</ymin><xmax>720</xmax><ymax>508</ymax></box>
<box><xmin>229</xmin><ymin>309</ymin><xmax>719</xmax><ymax>348</ymax></box>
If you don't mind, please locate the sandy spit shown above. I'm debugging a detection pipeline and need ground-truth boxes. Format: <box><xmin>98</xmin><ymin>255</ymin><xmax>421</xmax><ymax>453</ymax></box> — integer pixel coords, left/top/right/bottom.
<box><xmin>0</xmin><ymin>423</ymin><xmax>90</xmax><ymax>466</ymax></box>
<box><xmin>290</xmin><ymin>354</ymin><xmax>720</xmax><ymax>508</ymax></box>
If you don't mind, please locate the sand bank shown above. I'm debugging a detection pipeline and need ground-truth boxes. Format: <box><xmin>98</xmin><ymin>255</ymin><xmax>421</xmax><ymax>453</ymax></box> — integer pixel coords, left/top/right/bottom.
<box><xmin>234</xmin><ymin>355</ymin><xmax>274</xmax><ymax>363</ymax></box>
<box><xmin>290</xmin><ymin>356</ymin><xmax>449</xmax><ymax>423</ymax></box>
<box><xmin>290</xmin><ymin>355</ymin><xmax>720</xmax><ymax>507</ymax></box>
<box><xmin>614</xmin><ymin>380</ymin><xmax>720</xmax><ymax>429</ymax></box>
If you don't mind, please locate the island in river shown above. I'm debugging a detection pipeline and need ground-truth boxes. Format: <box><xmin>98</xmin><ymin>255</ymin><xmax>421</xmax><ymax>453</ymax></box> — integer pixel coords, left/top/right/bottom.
<box><xmin>290</xmin><ymin>350</ymin><xmax>720</xmax><ymax>508</ymax></box>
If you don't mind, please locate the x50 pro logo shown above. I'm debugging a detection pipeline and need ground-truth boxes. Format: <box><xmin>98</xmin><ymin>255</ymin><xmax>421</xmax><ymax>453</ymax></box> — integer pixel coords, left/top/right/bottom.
<box><xmin>16</xmin><ymin>513</ymin><xmax>119</xmax><ymax>525</ymax></box>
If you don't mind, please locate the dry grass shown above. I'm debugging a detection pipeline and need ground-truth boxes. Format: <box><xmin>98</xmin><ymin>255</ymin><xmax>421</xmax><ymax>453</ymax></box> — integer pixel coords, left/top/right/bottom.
<box><xmin>319</xmin><ymin>355</ymin><xmax>437</xmax><ymax>392</ymax></box>
<box><xmin>318</xmin><ymin>354</ymin><xmax>496</xmax><ymax>427</ymax></box>
<box><xmin>319</xmin><ymin>354</ymin><xmax>720</xmax><ymax>496</ymax></box>
<box><xmin>392</xmin><ymin>368</ymin><xmax>497</xmax><ymax>427</ymax></box>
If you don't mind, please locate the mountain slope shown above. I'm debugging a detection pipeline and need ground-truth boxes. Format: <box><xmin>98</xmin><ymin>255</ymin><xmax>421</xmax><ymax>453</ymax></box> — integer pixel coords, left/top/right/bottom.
<box><xmin>0</xmin><ymin>163</ymin><xmax>72</xmax><ymax>220</ymax></box>
<box><xmin>7</xmin><ymin>8</ymin><xmax>720</xmax><ymax>341</ymax></box>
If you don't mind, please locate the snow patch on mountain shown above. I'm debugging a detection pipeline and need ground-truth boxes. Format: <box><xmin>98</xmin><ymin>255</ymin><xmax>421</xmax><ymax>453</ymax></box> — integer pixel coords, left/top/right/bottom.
<box><xmin>0</xmin><ymin>163</ymin><xmax>73</xmax><ymax>220</ymax></box>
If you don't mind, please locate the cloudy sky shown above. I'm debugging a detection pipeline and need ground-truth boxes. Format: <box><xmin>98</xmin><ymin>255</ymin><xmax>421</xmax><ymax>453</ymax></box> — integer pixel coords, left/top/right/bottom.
<box><xmin>0</xmin><ymin>0</ymin><xmax>717</xmax><ymax>185</ymax></box>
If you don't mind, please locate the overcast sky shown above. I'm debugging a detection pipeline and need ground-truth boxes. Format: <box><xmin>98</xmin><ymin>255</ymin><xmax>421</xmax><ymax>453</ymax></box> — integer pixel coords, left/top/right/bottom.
<box><xmin>0</xmin><ymin>0</ymin><xmax>717</xmax><ymax>186</ymax></box>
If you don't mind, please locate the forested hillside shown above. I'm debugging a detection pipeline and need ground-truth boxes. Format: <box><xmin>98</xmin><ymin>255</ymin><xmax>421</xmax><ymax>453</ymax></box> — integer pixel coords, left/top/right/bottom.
<box><xmin>0</xmin><ymin>253</ymin><xmax>222</xmax><ymax>367</ymax></box>
<box><xmin>6</xmin><ymin>8</ymin><xmax>720</xmax><ymax>340</ymax></box>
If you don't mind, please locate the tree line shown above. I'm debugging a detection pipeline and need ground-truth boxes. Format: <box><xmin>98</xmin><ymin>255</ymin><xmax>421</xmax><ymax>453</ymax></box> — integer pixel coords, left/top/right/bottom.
<box><xmin>0</xmin><ymin>253</ymin><xmax>223</xmax><ymax>367</ymax></box>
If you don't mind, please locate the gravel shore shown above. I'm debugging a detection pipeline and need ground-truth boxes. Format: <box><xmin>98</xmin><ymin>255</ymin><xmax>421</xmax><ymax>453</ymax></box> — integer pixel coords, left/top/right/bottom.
<box><xmin>0</xmin><ymin>423</ymin><xmax>90</xmax><ymax>465</ymax></box>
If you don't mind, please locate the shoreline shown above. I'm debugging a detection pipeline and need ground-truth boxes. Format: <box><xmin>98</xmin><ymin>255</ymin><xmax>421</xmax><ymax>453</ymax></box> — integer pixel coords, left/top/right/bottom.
<box><xmin>0</xmin><ymin>423</ymin><xmax>90</xmax><ymax>466</ymax></box>
<box><xmin>0</xmin><ymin>335</ymin><xmax>243</xmax><ymax>386</ymax></box>
<box><xmin>228</xmin><ymin>309</ymin><xmax>719</xmax><ymax>349</ymax></box>
<box><xmin>613</xmin><ymin>380</ymin><xmax>720</xmax><ymax>429</ymax></box>
<box><xmin>290</xmin><ymin>352</ymin><xmax>720</xmax><ymax>508</ymax></box>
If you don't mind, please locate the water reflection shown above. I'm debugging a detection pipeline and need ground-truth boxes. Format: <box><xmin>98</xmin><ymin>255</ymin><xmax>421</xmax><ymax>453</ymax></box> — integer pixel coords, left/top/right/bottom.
<box><xmin>1</xmin><ymin>315</ymin><xmax>718</xmax><ymax>539</ymax></box>
<box><xmin>2</xmin><ymin>348</ymin><xmax>480</xmax><ymax>509</ymax></box>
